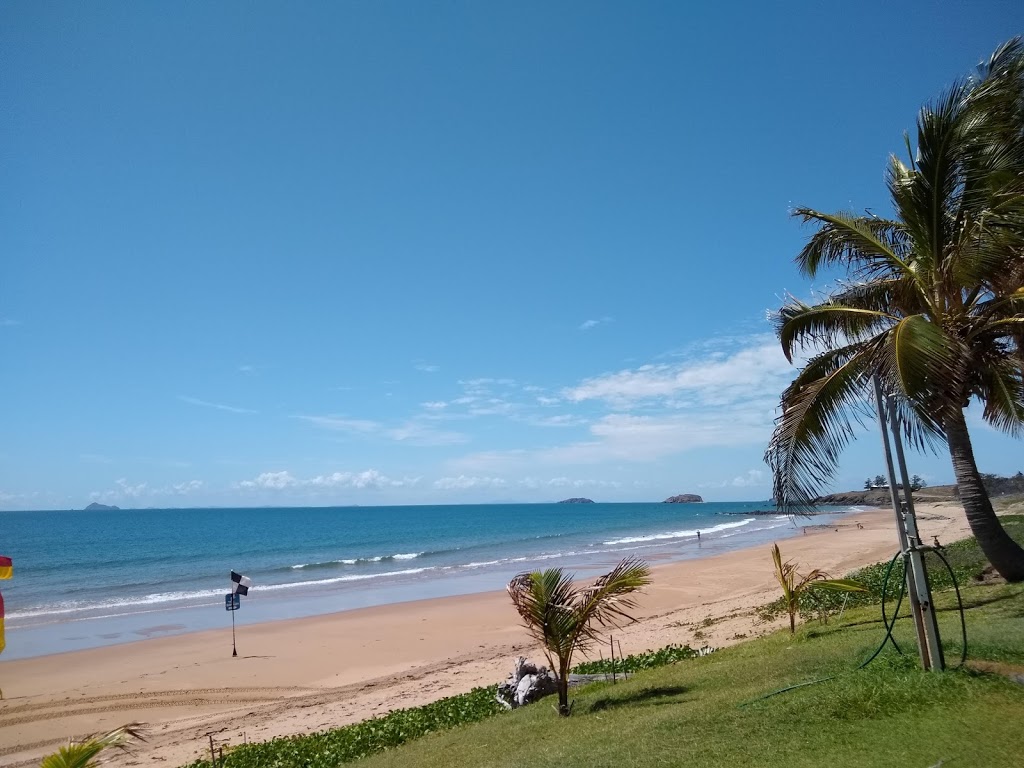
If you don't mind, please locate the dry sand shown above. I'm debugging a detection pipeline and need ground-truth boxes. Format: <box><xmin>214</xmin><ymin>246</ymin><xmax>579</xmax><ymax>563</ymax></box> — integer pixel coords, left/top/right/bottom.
<box><xmin>0</xmin><ymin>502</ymin><xmax>972</xmax><ymax>768</ymax></box>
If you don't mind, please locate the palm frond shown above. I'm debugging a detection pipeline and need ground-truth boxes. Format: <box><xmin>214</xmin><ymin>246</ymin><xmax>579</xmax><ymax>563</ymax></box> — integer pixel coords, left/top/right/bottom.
<box><xmin>829</xmin><ymin>277</ymin><xmax>926</xmax><ymax>316</ymax></box>
<box><xmin>792</xmin><ymin>209</ymin><xmax>912</xmax><ymax>280</ymax></box>
<box><xmin>777</xmin><ymin>300</ymin><xmax>895</xmax><ymax>363</ymax></box>
<box><xmin>574</xmin><ymin>557</ymin><xmax>652</xmax><ymax>648</ymax></box>
<box><xmin>766</xmin><ymin>341</ymin><xmax>880</xmax><ymax>513</ymax></box>
<box><xmin>41</xmin><ymin>724</ymin><xmax>147</xmax><ymax>768</ymax></box>
<box><xmin>811</xmin><ymin>578</ymin><xmax>871</xmax><ymax>593</ymax></box>
<box><xmin>976</xmin><ymin>356</ymin><xmax>1024</xmax><ymax>436</ymax></box>
<box><xmin>880</xmin><ymin>313</ymin><xmax>958</xmax><ymax>411</ymax></box>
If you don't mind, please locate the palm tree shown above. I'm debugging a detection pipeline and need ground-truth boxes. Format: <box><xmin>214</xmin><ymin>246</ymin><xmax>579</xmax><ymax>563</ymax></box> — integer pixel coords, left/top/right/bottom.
<box><xmin>771</xmin><ymin>544</ymin><xmax>868</xmax><ymax>633</ymax></box>
<box><xmin>507</xmin><ymin>557</ymin><xmax>651</xmax><ymax>716</ymax></box>
<box><xmin>766</xmin><ymin>39</ymin><xmax>1024</xmax><ymax>582</ymax></box>
<box><xmin>41</xmin><ymin>724</ymin><xmax>146</xmax><ymax>768</ymax></box>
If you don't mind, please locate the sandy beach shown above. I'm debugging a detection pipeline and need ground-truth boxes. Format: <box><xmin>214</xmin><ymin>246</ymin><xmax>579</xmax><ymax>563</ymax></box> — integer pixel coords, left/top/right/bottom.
<box><xmin>0</xmin><ymin>502</ymin><xmax>973</xmax><ymax>768</ymax></box>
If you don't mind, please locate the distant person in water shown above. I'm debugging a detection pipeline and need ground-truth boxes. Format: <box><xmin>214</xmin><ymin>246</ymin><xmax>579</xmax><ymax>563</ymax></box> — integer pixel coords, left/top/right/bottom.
<box><xmin>697</xmin><ymin>530</ymin><xmax>701</xmax><ymax>542</ymax></box>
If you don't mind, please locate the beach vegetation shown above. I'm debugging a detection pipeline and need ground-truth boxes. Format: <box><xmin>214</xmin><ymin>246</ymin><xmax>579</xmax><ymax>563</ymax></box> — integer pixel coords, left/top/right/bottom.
<box><xmin>41</xmin><ymin>723</ymin><xmax>145</xmax><ymax>768</ymax></box>
<box><xmin>354</xmin><ymin>580</ymin><xmax>1024</xmax><ymax>768</ymax></box>
<box><xmin>771</xmin><ymin>543</ymin><xmax>868</xmax><ymax>632</ymax></box>
<box><xmin>571</xmin><ymin>643</ymin><xmax>706</xmax><ymax>674</ymax></box>
<box><xmin>759</xmin><ymin>513</ymin><xmax>1024</xmax><ymax>624</ymax></box>
<box><xmin>766</xmin><ymin>38</ymin><xmax>1024</xmax><ymax>582</ymax></box>
<box><xmin>506</xmin><ymin>557</ymin><xmax>652</xmax><ymax>716</ymax></box>
<box><xmin>180</xmin><ymin>642</ymin><xmax>707</xmax><ymax>768</ymax></box>
<box><xmin>180</xmin><ymin>520</ymin><xmax>1023</xmax><ymax>768</ymax></box>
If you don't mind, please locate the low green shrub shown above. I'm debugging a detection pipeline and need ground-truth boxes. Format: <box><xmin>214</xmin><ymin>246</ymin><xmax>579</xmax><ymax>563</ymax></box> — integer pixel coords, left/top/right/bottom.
<box><xmin>571</xmin><ymin>643</ymin><xmax>702</xmax><ymax>674</ymax></box>
<box><xmin>185</xmin><ymin>685</ymin><xmax>504</xmax><ymax>768</ymax></box>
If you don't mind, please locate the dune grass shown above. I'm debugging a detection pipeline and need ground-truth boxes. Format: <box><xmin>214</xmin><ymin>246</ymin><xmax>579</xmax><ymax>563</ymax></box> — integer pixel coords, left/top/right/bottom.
<box><xmin>358</xmin><ymin>582</ymin><xmax>1024</xmax><ymax>768</ymax></box>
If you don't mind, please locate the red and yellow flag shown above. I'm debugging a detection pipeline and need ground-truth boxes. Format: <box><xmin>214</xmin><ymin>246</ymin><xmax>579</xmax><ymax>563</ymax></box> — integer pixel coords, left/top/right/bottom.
<box><xmin>0</xmin><ymin>556</ymin><xmax>11</xmax><ymax>655</ymax></box>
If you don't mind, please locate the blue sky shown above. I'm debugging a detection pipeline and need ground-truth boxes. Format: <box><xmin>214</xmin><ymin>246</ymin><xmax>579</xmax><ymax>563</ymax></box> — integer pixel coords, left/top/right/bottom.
<box><xmin>2</xmin><ymin>2</ymin><xmax>1022</xmax><ymax>509</ymax></box>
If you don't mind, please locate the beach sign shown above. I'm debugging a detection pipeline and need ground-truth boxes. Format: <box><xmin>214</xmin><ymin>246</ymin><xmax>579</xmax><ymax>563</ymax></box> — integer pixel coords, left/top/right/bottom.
<box><xmin>227</xmin><ymin>570</ymin><xmax>251</xmax><ymax>657</ymax></box>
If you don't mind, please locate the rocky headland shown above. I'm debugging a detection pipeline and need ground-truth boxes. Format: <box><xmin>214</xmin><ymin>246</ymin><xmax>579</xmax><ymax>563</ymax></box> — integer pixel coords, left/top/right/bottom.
<box><xmin>812</xmin><ymin>484</ymin><xmax>960</xmax><ymax>507</ymax></box>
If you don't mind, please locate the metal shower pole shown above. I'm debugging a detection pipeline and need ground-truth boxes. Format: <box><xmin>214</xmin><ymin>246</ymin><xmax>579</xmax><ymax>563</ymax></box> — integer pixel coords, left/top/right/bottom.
<box><xmin>871</xmin><ymin>376</ymin><xmax>944</xmax><ymax>671</ymax></box>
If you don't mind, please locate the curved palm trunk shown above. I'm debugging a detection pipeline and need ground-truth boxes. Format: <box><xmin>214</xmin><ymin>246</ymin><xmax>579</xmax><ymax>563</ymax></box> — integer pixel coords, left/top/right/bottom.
<box><xmin>946</xmin><ymin>409</ymin><xmax>1024</xmax><ymax>582</ymax></box>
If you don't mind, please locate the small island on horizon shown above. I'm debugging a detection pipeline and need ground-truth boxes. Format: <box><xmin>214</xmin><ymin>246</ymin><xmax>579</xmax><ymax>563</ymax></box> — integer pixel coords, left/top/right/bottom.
<box><xmin>663</xmin><ymin>494</ymin><xmax>703</xmax><ymax>503</ymax></box>
<box><xmin>557</xmin><ymin>497</ymin><xmax>594</xmax><ymax>504</ymax></box>
<box><xmin>84</xmin><ymin>502</ymin><xmax>120</xmax><ymax>511</ymax></box>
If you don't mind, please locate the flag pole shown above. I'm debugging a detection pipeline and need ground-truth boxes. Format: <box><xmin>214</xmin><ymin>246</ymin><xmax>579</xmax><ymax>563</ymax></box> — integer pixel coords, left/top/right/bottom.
<box><xmin>231</xmin><ymin>605</ymin><xmax>237</xmax><ymax>657</ymax></box>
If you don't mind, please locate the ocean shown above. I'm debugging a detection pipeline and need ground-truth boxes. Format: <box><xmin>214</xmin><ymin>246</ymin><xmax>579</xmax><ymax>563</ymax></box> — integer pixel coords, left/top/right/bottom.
<box><xmin>0</xmin><ymin>502</ymin><xmax>858</xmax><ymax>660</ymax></box>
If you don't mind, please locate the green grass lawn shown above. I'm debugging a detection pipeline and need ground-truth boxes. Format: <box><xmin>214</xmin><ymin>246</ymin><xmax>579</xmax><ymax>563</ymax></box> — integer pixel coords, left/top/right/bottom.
<box><xmin>359</xmin><ymin>581</ymin><xmax>1024</xmax><ymax>768</ymax></box>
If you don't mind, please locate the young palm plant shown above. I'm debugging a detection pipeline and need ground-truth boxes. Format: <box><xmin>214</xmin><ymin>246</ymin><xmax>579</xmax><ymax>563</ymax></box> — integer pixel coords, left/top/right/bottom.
<box><xmin>507</xmin><ymin>557</ymin><xmax>651</xmax><ymax>716</ymax></box>
<box><xmin>766</xmin><ymin>38</ymin><xmax>1024</xmax><ymax>581</ymax></box>
<box><xmin>771</xmin><ymin>544</ymin><xmax>867</xmax><ymax>633</ymax></box>
<box><xmin>40</xmin><ymin>723</ymin><xmax>146</xmax><ymax>768</ymax></box>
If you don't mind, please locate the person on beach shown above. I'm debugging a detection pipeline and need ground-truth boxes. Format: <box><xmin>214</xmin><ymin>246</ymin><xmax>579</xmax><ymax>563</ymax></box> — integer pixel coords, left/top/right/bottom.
<box><xmin>697</xmin><ymin>530</ymin><xmax>701</xmax><ymax>542</ymax></box>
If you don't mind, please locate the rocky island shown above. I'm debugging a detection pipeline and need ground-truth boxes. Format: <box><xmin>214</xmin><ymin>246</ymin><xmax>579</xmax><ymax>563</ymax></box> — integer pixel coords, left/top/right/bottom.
<box><xmin>663</xmin><ymin>494</ymin><xmax>703</xmax><ymax>503</ymax></box>
<box><xmin>557</xmin><ymin>497</ymin><xmax>594</xmax><ymax>504</ymax></box>
<box><xmin>85</xmin><ymin>502</ymin><xmax>120</xmax><ymax>511</ymax></box>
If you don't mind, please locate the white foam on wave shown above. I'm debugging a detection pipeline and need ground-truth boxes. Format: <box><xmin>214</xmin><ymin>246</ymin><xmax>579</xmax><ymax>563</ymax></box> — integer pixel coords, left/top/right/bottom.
<box><xmin>256</xmin><ymin>567</ymin><xmax>433</xmax><ymax>590</ymax></box>
<box><xmin>290</xmin><ymin>552</ymin><xmax>422</xmax><ymax>569</ymax></box>
<box><xmin>9</xmin><ymin>567</ymin><xmax>437</xmax><ymax>622</ymax></box>
<box><xmin>7</xmin><ymin>587</ymin><xmax>227</xmax><ymax>620</ymax></box>
<box><xmin>602</xmin><ymin>518</ymin><xmax>753</xmax><ymax>545</ymax></box>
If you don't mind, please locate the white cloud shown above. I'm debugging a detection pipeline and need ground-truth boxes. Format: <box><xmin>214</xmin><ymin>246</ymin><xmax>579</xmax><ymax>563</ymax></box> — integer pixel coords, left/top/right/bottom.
<box><xmin>89</xmin><ymin>477</ymin><xmax>205</xmax><ymax>502</ymax></box>
<box><xmin>697</xmin><ymin>469</ymin><xmax>769</xmax><ymax>490</ymax></box>
<box><xmin>386</xmin><ymin>422</ymin><xmax>470</xmax><ymax>445</ymax></box>
<box><xmin>296</xmin><ymin>414</ymin><xmax>467</xmax><ymax>445</ymax></box>
<box><xmin>519</xmin><ymin>476</ymin><xmax>623</xmax><ymax>489</ymax></box>
<box><xmin>444</xmin><ymin>335</ymin><xmax>792</xmax><ymax>475</ymax></box>
<box><xmin>433</xmin><ymin>475</ymin><xmax>508</xmax><ymax>490</ymax></box>
<box><xmin>422</xmin><ymin>401</ymin><xmax>448</xmax><ymax>410</ymax></box>
<box><xmin>239</xmin><ymin>470</ymin><xmax>297</xmax><ymax>490</ymax></box>
<box><xmin>415</xmin><ymin>362</ymin><xmax>440</xmax><ymax>373</ymax></box>
<box><xmin>115</xmin><ymin>478</ymin><xmax>148</xmax><ymax>497</ymax></box>
<box><xmin>178</xmin><ymin>395</ymin><xmax>257</xmax><ymax>414</ymax></box>
<box><xmin>295</xmin><ymin>415</ymin><xmax>382</xmax><ymax>433</ymax></box>
<box><xmin>528</xmin><ymin>414</ymin><xmax>586</xmax><ymax>427</ymax></box>
<box><xmin>308</xmin><ymin>470</ymin><xmax>419</xmax><ymax>489</ymax></box>
<box><xmin>579</xmin><ymin>316</ymin><xmax>613</xmax><ymax>331</ymax></box>
<box><xmin>80</xmin><ymin>453</ymin><xmax>115</xmax><ymax>464</ymax></box>
<box><xmin>240</xmin><ymin>469</ymin><xmax>418</xmax><ymax>491</ymax></box>
<box><xmin>731</xmin><ymin>469</ymin><xmax>765</xmax><ymax>487</ymax></box>
<box><xmin>452</xmin><ymin>407</ymin><xmax>771</xmax><ymax>472</ymax></box>
<box><xmin>564</xmin><ymin>335</ymin><xmax>791</xmax><ymax>406</ymax></box>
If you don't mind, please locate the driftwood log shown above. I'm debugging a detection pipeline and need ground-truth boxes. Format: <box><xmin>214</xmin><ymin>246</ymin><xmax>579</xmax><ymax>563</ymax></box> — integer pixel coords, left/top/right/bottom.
<box><xmin>495</xmin><ymin>657</ymin><xmax>558</xmax><ymax>710</ymax></box>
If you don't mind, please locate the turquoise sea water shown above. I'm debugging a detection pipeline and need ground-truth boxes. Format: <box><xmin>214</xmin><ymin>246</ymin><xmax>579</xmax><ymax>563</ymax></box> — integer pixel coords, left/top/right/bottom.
<box><xmin>0</xmin><ymin>502</ymin><xmax>859</xmax><ymax>659</ymax></box>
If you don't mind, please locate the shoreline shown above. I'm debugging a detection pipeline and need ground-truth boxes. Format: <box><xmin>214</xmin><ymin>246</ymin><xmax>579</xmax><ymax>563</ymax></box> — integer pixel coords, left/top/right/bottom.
<box><xmin>0</xmin><ymin>502</ymin><xmax>972</xmax><ymax>768</ymax></box>
<box><xmin>0</xmin><ymin>504</ymin><xmax>847</xmax><ymax>661</ymax></box>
